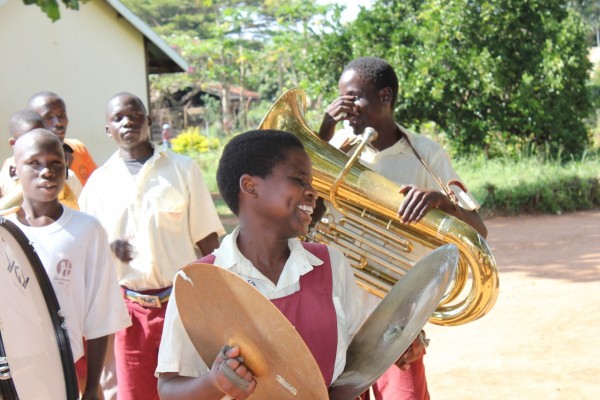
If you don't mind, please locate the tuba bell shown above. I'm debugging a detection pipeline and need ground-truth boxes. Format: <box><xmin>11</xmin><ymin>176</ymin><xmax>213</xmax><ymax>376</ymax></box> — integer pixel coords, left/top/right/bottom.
<box><xmin>258</xmin><ymin>88</ymin><xmax>499</xmax><ymax>326</ymax></box>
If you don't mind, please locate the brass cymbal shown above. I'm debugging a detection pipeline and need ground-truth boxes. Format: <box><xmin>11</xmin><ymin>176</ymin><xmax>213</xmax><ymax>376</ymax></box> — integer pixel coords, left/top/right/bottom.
<box><xmin>329</xmin><ymin>244</ymin><xmax>459</xmax><ymax>400</ymax></box>
<box><xmin>175</xmin><ymin>263</ymin><xmax>328</xmax><ymax>399</ymax></box>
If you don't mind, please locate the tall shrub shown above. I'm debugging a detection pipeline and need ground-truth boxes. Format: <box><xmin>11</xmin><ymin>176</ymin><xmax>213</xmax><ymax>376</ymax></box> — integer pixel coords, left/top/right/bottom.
<box><xmin>309</xmin><ymin>0</ymin><xmax>593</xmax><ymax>158</ymax></box>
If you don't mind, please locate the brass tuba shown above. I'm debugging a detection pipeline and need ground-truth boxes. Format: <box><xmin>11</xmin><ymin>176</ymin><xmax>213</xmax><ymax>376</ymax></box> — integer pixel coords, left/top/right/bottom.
<box><xmin>259</xmin><ymin>88</ymin><xmax>499</xmax><ymax>326</ymax></box>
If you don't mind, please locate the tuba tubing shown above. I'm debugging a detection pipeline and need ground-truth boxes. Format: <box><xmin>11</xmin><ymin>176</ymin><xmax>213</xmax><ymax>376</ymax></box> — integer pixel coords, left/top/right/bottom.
<box><xmin>258</xmin><ymin>88</ymin><xmax>499</xmax><ymax>326</ymax></box>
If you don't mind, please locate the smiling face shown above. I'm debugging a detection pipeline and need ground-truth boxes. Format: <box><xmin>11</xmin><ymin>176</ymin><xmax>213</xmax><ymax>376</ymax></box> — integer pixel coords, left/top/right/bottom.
<box><xmin>29</xmin><ymin>96</ymin><xmax>68</xmax><ymax>142</ymax></box>
<box><xmin>105</xmin><ymin>94</ymin><xmax>152</xmax><ymax>156</ymax></box>
<box><xmin>338</xmin><ymin>68</ymin><xmax>393</xmax><ymax>135</ymax></box>
<box><xmin>252</xmin><ymin>148</ymin><xmax>317</xmax><ymax>238</ymax></box>
<box><xmin>13</xmin><ymin>129</ymin><xmax>66</xmax><ymax>204</ymax></box>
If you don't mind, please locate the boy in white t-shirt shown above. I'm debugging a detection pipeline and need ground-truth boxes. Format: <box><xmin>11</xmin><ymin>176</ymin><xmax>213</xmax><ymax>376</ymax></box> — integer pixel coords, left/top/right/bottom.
<box><xmin>5</xmin><ymin>128</ymin><xmax>130</xmax><ymax>399</ymax></box>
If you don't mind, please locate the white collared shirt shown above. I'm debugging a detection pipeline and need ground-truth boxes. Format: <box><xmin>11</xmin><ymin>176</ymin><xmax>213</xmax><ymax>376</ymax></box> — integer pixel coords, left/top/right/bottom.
<box><xmin>79</xmin><ymin>143</ymin><xmax>225</xmax><ymax>290</ymax></box>
<box><xmin>330</xmin><ymin>124</ymin><xmax>480</xmax><ymax>211</ymax></box>
<box><xmin>156</xmin><ymin>227</ymin><xmax>371</xmax><ymax>384</ymax></box>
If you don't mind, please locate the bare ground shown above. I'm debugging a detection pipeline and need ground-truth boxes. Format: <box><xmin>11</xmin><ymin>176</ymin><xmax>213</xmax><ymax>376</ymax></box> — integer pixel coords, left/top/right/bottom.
<box><xmin>424</xmin><ymin>209</ymin><xmax>600</xmax><ymax>400</ymax></box>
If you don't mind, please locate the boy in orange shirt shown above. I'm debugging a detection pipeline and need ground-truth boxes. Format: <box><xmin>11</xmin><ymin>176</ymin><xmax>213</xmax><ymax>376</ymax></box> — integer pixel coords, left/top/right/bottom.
<box><xmin>28</xmin><ymin>91</ymin><xmax>97</xmax><ymax>186</ymax></box>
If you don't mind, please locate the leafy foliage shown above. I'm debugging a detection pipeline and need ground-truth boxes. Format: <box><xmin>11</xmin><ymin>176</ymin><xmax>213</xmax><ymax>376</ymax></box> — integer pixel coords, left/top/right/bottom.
<box><xmin>171</xmin><ymin>126</ymin><xmax>223</xmax><ymax>193</ymax></box>
<box><xmin>569</xmin><ymin>0</ymin><xmax>600</xmax><ymax>45</ymax></box>
<box><xmin>455</xmin><ymin>150</ymin><xmax>600</xmax><ymax>216</ymax></box>
<box><xmin>171</xmin><ymin>126</ymin><xmax>220</xmax><ymax>155</ymax></box>
<box><xmin>307</xmin><ymin>0</ymin><xmax>593</xmax><ymax>158</ymax></box>
<box><xmin>585</xmin><ymin>71</ymin><xmax>600</xmax><ymax>147</ymax></box>
<box><xmin>122</xmin><ymin>0</ymin><xmax>340</xmax><ymax>133</ymax></box>
<box><xmin>27</xmin><ymin>0</ymin><xmax>595</xmax><ymax>159</ymax></box>
<box><xmin>23</xmin><ymin>0</ymin><xmax>88</xmax><ymax>22</ymax></box>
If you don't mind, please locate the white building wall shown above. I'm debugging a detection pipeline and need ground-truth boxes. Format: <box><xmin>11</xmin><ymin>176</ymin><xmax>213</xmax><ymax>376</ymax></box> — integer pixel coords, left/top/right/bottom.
<box><xmin>0</xmin><ymin>0</ymin><xmax>149</xmax><ymax>165</ymax></box>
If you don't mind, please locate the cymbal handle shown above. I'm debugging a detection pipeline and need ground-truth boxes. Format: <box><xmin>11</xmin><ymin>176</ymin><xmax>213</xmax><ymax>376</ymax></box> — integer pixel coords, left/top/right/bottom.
<box><xmin>219</xmin><ymin>346</ymin><xmax>251</xmax><ymax>391</ymax></box>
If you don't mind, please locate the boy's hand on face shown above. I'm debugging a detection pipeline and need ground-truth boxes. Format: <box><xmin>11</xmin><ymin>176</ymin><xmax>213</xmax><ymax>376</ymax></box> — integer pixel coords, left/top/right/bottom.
<box><xmin>319</xmin><ymin>95</ymin><xmax>358</xmax><ymax>141</ymax></box>
<box><xmin>324</xmin><ymin>95</ymin><xmax>358</xmax><ymax>123</ymax></box>
<box><xmin>210</xmin><ymin>345</ymin><xmax>256</xmax><ymax>399</ymax></box>
<box><xmin>397</xmin><ymin>185</ymin><xmax>446</xmax><ymax>224</ymax></box>
<box><xmin>109</xmin><ymin>239</ymin><xmax>135</xmax><ymax>262</ymax></box>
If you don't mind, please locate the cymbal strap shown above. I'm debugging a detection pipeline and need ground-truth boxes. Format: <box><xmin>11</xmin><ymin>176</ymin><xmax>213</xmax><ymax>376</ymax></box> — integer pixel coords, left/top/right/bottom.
<box><xmin>219</xmin><ymin>347</ymin><xmax>252</xmax><ymax>391</ymax></box>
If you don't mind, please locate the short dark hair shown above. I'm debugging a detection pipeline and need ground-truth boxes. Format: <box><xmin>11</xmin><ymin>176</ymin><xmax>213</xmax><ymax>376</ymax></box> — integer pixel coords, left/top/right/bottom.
<box><xmin>106</xmin><ymin>92</ymin><xmax>147</xmax><ymax>115</ymax></box>
<box><xmin>28</xmin><ymin>91</ymin><xmax>63</xmax><ymax>107</ymax></box>
<box><xmin>344</xmin><ymin>57</ymin><xmax>399</xmax><ymax>106</ymax></box>
<box><xmin>8</xmin><ymin>109</ymin><xmax>45</xmax><ymax>138</ymax></box>
<box><xmin>217</xmin><ymin>129</ymin><xmax>304</xmax><ymax>215</ymax></box>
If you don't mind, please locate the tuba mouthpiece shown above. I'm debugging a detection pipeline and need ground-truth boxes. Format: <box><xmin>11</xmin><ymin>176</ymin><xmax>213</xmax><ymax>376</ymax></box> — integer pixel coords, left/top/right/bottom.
<box><xmin>362</xmin><ymin>127</ymin><xmax>378</xmax><ymax>143</ymax></box>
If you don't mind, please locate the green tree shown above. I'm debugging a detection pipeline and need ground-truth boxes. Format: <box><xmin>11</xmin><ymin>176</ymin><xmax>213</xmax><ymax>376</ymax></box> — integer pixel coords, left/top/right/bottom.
<box><xmin>117</xmin><ymin>0</ymin><xmax>214</xmax><ymax>37</ymax></box>
<box><xmin>298</xmin><ymin>5</ymin><xmax>352</xmax><ymax>110</ymax></box>
<box><xmin>308</xmin><ymin>0</ymin><xmax>592</xmax><ymax>157</ymax></box>
<box><xmin>23</xmin><ymin>0</ymin><xmax>88</xmax><ymax>22</ymax></box>
<box><xmin>123</xmin><ymin>0</ymin><xmax>337</xmax><ymax>133</ymax></box>
<box><xmin>122</xmin><ymin>0</ymin><xmax>270</xmax><ymax>133</ymax></box>
<box><xmin>569</xmin><ymin>0</ymin><xmax>600</xmax><ymax>45</ymax></box>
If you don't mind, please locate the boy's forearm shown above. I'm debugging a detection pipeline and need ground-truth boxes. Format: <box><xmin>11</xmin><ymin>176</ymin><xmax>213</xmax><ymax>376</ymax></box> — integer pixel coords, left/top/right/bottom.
<box><xmin>83</xmin><ymin>336</ymin><xmax>108</xmax><ymax>397</ymax></box>
<box><xmin>317</xmin><ymin>117</ymin><xmax>337</xmax><ymax>142</ymax></box>
<box><xmin>196</xmin><ymin>232</ymin><xmax>220</xmax><ymax>257</ymax></box>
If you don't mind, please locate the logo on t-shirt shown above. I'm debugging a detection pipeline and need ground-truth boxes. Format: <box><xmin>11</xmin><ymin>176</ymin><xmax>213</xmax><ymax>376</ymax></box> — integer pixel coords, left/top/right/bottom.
<box><xmin>55</xmin><ymin>259</ymin><xmax>72</xmax><ymax>284</ymax></box>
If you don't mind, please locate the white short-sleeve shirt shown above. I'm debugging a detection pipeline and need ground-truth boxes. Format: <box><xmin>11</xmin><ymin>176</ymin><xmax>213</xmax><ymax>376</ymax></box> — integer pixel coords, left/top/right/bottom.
<box><xmin>330</xmin><ymin>124</ymin><xmax>480</xmax><ymax>211</ymax></box>
<box><xmin>156</xmin><ymin>228</ymin><xmax>371</xmax><ymax>386</ymax></box>
<box><xmin>79</xmin><ymin>144</ymin><xmax>225</xmax><ymax>290</ymax></box>
<box><xmin>6</xmin><ymin>207</ymin><xmax>131</xmax><ymax>361</ymax></box>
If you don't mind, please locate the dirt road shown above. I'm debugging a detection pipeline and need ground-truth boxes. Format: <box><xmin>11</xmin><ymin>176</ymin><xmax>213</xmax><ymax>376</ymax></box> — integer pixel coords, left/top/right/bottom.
<box><xmin>424</xmin><ymin>210</ymin><xmax>600</xmax><ymax>399</ymax></box>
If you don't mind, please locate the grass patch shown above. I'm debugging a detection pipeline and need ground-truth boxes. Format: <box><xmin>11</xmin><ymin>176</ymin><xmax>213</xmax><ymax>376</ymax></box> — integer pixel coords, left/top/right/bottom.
<box><xmin>212</xmin><ymin>195</ymin><xmax>231</xmax><ymax>216</ymax></box>
<box><xmin>191</xmin><ymin>142</ymin><xmax>600</xmax><ymax>225</ymax></box>
<box><xmin>455</xmin><ymin>150</ymin><xmax>600</xmax><ymax>217</ymax></box>
<box><xmin>187</xmin><ymin>148</ymin><xmax>222</xmax><ymax>193</ymax></box>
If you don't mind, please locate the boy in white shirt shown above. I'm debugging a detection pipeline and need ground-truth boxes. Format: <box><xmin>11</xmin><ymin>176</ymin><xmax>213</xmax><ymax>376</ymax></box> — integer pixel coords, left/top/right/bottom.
<box><xmin>5</xmin><ymin>128</ymin><xmax>130</xmax><ymax>399</ymax></box>
<box><xmin>318</xmin><ymin>56</ymin><xmax>487</xmax><ymax>400</ymax></box>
